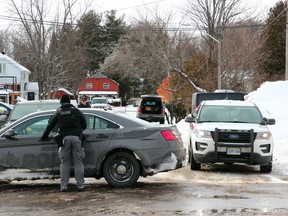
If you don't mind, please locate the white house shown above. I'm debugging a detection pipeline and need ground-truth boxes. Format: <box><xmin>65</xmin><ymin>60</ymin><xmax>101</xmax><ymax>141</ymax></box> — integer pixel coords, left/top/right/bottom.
<box><xmin>0</xmin><ymin>52</ymin><xmax>39</xmax><ymax>103</ymax></box>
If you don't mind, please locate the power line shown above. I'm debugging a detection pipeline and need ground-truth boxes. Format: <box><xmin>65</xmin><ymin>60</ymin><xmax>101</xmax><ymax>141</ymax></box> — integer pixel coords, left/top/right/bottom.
<box><xmin>103</xmin><ymin>0</ymin><xmax>166</xmax><ymax>12</ymax></box>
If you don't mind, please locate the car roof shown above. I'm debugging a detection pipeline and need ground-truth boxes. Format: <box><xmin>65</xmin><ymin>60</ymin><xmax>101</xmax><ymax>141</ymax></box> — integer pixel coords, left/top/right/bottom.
<box><xmin>15</xmin><ymin>99</ymin><xmax>60</xmax><ymax>104</ymax></box>
<box><xmin>15</xmin><ymin>99</ymin><xmax>77</xmax><ymax>107</ymax></box>
<box><xmin>140</xmin><ymin>94</ymin><xmax>163</xmax><ymax>98</ymax></box>
<box><xmin>1</xmin><ymin>108</ymin><xmax>152</xmax><ymax>131</ymax></box>
<box><xmin>202</xmin><ymin>100</ymin><xmax>256</xmax><ymax>107</ymax></box>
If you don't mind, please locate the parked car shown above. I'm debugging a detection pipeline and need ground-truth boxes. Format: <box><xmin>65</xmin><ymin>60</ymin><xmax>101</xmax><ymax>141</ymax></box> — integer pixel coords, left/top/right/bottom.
<box><xmin>136</xmin><ymin>95</ymin><xmax>166</xmax><ymax>124</ymax></box>
<box><xmin>0</xmin><ymin>108</ymin><xmax>186</xmax><ymax>188</ymax></box>
<box><xmin>90</xmin><ymin>97</ymin><xmax>111</xmax><ymax>109</ymax></box>
<box><xmin>0</xmin><ymin>102</ymin><xmax>13</xmax><ymax>128</ymax></box>
<box><xmin>2</xmin><ymin>99</ymin><xmax>77</xmax><ymax>127</ymax></box>
<box><xmin>185</xmin><ymin>100</ymin><xmax>275</xmax><ymax>173</ymax></box>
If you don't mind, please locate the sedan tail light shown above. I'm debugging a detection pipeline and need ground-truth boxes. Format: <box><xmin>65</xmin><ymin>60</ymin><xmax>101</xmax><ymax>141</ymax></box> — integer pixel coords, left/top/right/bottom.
<box><xmin>161</xmin><ymin>130</ymin><xmax>176</xmax><ymax>141</ymax></box>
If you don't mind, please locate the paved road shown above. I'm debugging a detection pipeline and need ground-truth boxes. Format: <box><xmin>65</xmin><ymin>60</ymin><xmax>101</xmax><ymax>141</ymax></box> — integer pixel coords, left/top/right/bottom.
<box><xmin>1</xmin><ymin>164</ymin><xmax>288</xmax><ymax>216</ymax></box>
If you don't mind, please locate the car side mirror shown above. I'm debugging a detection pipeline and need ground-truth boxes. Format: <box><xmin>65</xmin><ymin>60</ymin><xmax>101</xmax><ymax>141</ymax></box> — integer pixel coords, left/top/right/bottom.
<box><xmin>192</xmin><ymin>112</ymin><xmax>197</xmax><ymax>118</ymax></box>
<box><xmin>0</xmin><ymin>110</ymin><xmax>9</xmax><ymax>116</ymax></box>
<box><xmin>3</xmin><ymin>129</ymin><xmax>17</xmax><ymax>138</ymax></box>
<box><xmin>185</xmin><ymin>114</ymin><xmax>195</xmax><ymax>123</ymax></box>
<box><xmin>261</xmin><ymin>117</ymin><xmax>276</xmax><ymax>125</ymax></box>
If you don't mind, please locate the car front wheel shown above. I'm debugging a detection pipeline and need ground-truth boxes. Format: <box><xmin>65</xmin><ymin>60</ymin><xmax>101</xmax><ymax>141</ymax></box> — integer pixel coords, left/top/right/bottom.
<box><xmin>103</xmin><ymin>152</ymin><xmax>140</xmax><ymax>188</ymax></box>
<box><xmin>260</xmin><ymin>159</ymin><xmax>272</xmax><ymax>173</ymax></box>
<box><xmin>190</xmin><ymin>151</ymin><xmax>201</xmax><ymax>170</ymax></box>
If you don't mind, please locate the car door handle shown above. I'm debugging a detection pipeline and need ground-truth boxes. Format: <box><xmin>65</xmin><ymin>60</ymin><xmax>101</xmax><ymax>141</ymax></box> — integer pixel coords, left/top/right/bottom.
<box><xmin>96</xmin><ymin>134</ymin><xmax>108</xmax><ymax>138</ymax></box>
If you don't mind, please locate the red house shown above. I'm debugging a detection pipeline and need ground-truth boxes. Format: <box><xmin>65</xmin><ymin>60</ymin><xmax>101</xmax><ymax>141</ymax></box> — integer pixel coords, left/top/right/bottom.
<box><xmin>77</xmin><ymin>72</ymin><xmax>119</xmax><ymax>101</ymax></box>
<box><xmin>54</xmin><ymin>88</ymin><xmax>74</xmax><ymax>99</ymax></box>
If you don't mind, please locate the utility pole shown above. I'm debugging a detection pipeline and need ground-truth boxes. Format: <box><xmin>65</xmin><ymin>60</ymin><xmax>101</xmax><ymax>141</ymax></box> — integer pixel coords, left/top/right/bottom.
<box><xmin>286</xmin><ymin>0</ymin><xmax>288</xmax><ymax>80</ymax></box>
<box><xmin>207</xmin><ymin>33</ymin><xmax>222</xmax><ymax>89</ymax></box>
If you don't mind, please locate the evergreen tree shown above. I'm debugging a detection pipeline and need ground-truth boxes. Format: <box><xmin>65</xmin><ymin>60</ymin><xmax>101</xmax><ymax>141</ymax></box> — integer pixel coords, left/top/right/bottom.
<box><xmin>257</xmin><ymin>1</ymin><xmax>286</xmax><ymax>79</ymax></box>
<box><xmin>77</xmin><ymin>10</ymin><xmax>127</xmax><ymax>74</ymax></box>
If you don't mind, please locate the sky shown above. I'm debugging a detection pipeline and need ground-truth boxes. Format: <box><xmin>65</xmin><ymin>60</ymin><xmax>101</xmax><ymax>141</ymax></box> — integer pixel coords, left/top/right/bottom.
<box><xmin>0</xmin><ymin>0</ymin><xmax>281</xmax><ymax>30</ymax></box>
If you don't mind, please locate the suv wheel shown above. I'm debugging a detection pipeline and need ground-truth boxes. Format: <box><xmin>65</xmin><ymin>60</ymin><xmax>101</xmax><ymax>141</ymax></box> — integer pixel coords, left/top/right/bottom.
<box><xmin>190</xmin><ymin>151</ymin><xmax>201</xmax><ymax>170</ymax></box>
<box><xmin>260</xmin><ymin>160</ymin><xmax>272</xmax><ymax>173</ymax></box>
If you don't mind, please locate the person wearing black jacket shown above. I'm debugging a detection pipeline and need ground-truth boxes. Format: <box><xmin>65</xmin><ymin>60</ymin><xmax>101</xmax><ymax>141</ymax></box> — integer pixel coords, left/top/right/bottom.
<box><xmin>78</xmin><ymin>95</ymin><xmax>91</xmax><ymax>108</ymax></box>
<box><xmin>41</xmin><ymin>94</ymin><xmax>87</xmax><ymax>192</ymax></box>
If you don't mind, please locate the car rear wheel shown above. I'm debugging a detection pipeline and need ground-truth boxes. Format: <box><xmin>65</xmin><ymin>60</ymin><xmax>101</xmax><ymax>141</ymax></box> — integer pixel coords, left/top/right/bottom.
<box><xmin>103</xmin><ymin>152</ymin><xmax>140</xmax><ymax>188</ymax></box>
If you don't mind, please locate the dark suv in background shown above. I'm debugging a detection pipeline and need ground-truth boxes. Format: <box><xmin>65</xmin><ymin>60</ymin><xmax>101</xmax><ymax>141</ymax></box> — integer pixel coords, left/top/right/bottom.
<box><xmin>136</xmin><ymin>95</ymin><xmax>165</xmax><ymax>124</ymax></box>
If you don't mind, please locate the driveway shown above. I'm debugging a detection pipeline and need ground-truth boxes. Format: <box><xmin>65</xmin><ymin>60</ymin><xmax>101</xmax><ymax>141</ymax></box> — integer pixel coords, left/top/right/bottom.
<box><xmin>1</xmin><ymin>164</ymin><xmax>288</xmax><ymax>216</ymax></box>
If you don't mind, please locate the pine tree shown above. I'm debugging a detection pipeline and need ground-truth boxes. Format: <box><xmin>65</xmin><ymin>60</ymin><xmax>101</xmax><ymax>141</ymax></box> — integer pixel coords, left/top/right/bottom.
<box><xmin>257</xmin><ymin>1</ymin><xmax>286</xmax><ymax>79</ymax></box>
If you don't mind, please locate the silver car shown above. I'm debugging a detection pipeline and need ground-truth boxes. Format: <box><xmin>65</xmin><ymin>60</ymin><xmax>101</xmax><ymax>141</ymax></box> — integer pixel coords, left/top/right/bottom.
<box><xmin>2</xmin><ymin>99</ymin><xmax>78</xmax><ymax>127</ymax></box>
<box><xmin>0</xmin><ymin>109</ymin><xmax>186</xmax><ymax>188</ymax></box>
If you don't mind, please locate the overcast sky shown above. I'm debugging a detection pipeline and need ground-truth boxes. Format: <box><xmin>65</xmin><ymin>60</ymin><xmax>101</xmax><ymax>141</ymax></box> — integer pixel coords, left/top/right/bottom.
<box><xmin>0</xmin><ymin>0</ymin><xmax>281</xmax><ymax>30</ymax></box>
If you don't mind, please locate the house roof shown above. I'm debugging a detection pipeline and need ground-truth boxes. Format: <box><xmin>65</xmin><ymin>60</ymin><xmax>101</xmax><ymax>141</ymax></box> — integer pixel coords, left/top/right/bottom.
<box><xmin>89</xmin><ymin>72</ymin><xmax>108</xmax><ymax>79</ymax></box>
<box><xmin>85</xmin><ymin>72</ymin><xmax>119</xmax><ymax>85</ymax></box>
<box><xmin>79</xmin><ymin>91</ymin><xmax>118</xmax><ymax>96</ymax></box>
<box><xmin>0</xmin><ymin>53</ymin><xmax>31</xmax><ymax>74</ymax></box>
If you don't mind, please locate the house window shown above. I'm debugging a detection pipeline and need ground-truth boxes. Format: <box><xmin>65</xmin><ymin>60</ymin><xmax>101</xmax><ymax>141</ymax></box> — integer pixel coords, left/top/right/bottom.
<box><xmin>103</xmin><ymin>83</ymin><xmax>110</xmax><ymax>89</ymax></box>
<box><xmin>0</xmin><ymin>64</ymin><xmax>5</xmax><ymax>74</ymax></box>
<box><xmin>86</xmin><ymin>83</ymin><xmax>92</xmax><ymax>89</ymax></box>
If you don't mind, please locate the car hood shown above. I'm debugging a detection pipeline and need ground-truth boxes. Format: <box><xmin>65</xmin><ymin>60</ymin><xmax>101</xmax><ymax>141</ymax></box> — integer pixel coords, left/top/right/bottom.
<box><xmin>194</xmin><ymin>122</ymin><xmax>270</xmax><ymax>132</ymax></box>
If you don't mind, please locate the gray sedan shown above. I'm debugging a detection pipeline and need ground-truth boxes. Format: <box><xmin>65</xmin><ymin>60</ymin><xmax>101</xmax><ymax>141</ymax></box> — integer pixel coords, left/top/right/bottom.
<box><xmin>0</xmin><ymin>109</ymin><xmax>186</xmax><ymax>188</ymax></box>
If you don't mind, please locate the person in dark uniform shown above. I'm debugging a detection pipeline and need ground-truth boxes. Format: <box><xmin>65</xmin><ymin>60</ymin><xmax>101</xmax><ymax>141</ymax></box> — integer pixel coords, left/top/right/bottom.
<box><xmin>78</xmin><ymin>95</ymin><xmax>91</xmax><ymax>108</ymax></box>
<box><xmin>41</xmin><ymin>94</ymin><xmax>87</xmax><ymax>192</ymax></box>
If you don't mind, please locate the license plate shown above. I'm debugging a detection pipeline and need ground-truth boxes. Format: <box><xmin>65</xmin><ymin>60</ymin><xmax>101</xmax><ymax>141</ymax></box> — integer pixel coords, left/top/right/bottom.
<box><xmin>227</xmin><ymin>148</ymin><xmax>241</xmax><ymax>155</ymax></box>
<box><xmin>145</xmin><ymin>106</ymin><xmax>151</xmax><ymax>111</ymax></box>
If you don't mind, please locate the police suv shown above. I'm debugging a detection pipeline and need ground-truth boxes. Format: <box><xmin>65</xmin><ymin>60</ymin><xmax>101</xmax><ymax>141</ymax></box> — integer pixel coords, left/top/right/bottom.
<box><xmin>185</xmin><ymin>100</ymin><xmax>275</xmax><ymax>173</ymax></box>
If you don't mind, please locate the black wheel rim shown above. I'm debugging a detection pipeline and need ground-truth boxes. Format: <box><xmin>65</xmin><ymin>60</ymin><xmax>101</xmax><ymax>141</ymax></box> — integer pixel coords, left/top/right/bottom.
<box><xmin>109</xmin><ymin>157</ymin><xmax>134</xmax><ymax>182</ymax></box>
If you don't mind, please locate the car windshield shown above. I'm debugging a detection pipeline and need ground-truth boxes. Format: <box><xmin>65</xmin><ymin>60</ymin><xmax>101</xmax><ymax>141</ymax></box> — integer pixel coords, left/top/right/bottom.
<box><xmin>9</xmin><ymin>103</ymin><xmax>60</xmax><ymax>121</ymax></box>
<box><xmin>198</xmin><ymin>105</ymin><xmax>262</xmax><ymax>124</ymax></box>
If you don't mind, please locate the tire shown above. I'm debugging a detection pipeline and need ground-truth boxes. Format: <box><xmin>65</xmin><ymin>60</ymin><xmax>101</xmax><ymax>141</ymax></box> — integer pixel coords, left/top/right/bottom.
<box><xmin>160</xmin><ymin>119</ymin><xmax>165</xmax><ymax>124</ymax></box>
<box><xmin>188</xmin><ymin>146</ymin><xmax>191</xmax><ymax>164</ymax></box>
<box><xmin>103</xmin><ymin>152</ymin><xmax>140</xmax><ymax>188</ymax></box>
<box><xmin>190</xmin><ymin>151</ymin><xmax>201</xmax><ymax>170</ymax></box>
<box><xmin>260</xmin><ymin>160</ymin><xmax>272</xmax><ymax>173</ymax></box>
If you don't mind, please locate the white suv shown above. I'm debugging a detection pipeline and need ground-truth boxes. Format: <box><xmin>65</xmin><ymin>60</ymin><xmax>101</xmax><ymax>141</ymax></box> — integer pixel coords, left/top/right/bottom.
<box><xmin>185</xmin><ymin>100</ymin><xmax>275</xmax><ymax>173</ymax></box>
<box><xmin>91</xmin><ymin>97</ymin><xmax>110</xmax><ymax>109</ymax></box>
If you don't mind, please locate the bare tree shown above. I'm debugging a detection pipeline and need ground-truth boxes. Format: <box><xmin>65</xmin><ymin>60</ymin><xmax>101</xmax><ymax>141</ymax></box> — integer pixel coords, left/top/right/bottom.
<box><xmin>8</xmin><ymin>0</ymin><xmax>90</xmax><ymax>98</ymax></box>
<box><xmin>183</xmin><ymin>0</ymin><xmax>248</xmax><ymax>90</ymax></box>
<box><xmin>184</xmin><ymin>0</ymin><xmax>246</xmax><ymax>57</ymax></box>
<box><xmin>102</xmin><ymin>11</ymin><xmax>205</xmax><ymax>96</ymax></box>
<box><xmin>221</xmin><ymin>20</ymin><xmax>262</xmax><ymax>92</ymax></box>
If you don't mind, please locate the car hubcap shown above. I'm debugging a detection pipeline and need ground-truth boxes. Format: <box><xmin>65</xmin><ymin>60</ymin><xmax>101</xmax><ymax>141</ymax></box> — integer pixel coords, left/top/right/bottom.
<box><xmin>117</xmin><ymin>164</ymin><xmax>127</xmax><ymax>174</ymax></box>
